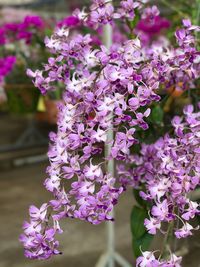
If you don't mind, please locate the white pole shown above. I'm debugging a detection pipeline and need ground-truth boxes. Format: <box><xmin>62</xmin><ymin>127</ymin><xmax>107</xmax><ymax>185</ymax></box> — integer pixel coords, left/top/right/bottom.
<box><xmin>95</xmin><ymin>10</ymin><xmax>132</xmax><ymax>267</ymax></box>
<box><xmin>103</xmin><ymin>22</ymin><xmax>115</xmax><ymax>267</ymax></box>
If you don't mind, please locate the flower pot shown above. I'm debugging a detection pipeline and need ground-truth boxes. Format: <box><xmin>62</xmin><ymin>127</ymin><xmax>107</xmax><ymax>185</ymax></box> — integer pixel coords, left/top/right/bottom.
<box><xmin>44</xmin><ymin>98</ymin><xmax>60</xmax><ymax>125</ymax></box>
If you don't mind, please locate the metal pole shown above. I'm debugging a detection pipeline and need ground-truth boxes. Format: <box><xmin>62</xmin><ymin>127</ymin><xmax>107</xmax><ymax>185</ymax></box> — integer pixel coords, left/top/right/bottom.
<box><xmin>95</xmin><ymin>12</ymin><xmax>132</xmax><ymax>267</ymax></box>
<box><xmin>103</xmin><ymin>22</ymin><xmax>115</xmax><ymax>267</ymax></box>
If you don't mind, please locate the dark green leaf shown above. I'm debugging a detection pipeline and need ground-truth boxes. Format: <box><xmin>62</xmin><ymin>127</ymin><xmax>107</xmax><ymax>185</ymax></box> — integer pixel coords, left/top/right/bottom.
<box><xmin>130</xmin><ymin>206</ymin><xmax>147</xmax><ymax>239</ymax></box>
<box><xmin>132</xmin><ymin>233</ymin><xmax>154</xmax><ymax>258</ymax></box>
<box><xmin>131</xmin><ymin>206</ymin><xmax>154</xmax><ymax>258</ymax></box>
<box><xmin>150</xmin><ymin>105</ymin><xmax>164</xmax><ymax>125</ymax></box>
<box><xmin>127</xmin><ymin>10</ymin><xmax>140</xmax><ymax>31</ymax></box>
<box><xmin>133</xmin><ymin>189</ymin><xmax>147</xmax><ymax>208</ymax></box>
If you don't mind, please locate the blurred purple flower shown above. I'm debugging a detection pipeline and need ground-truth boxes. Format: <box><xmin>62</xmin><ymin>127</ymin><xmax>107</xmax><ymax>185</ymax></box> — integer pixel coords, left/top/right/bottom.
<box><xmin>57</xmin><ymin>16</ymin><xmax>80</xmax><ymax>28</ymax></box>
<box><xmin>137</xmin><ymin>16</ymin><xmax>170</xmax><ymax>36</ymax></box>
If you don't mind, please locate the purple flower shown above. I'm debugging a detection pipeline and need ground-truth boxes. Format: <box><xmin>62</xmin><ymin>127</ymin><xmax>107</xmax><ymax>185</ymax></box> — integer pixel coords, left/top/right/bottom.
<box><xmin>1</xmin><ymin>15</ymin><xmax>44</xmax><ymax>44</ymax></box>
<box><xmin>116</xmin><ymin>0</ymin><xmax>141</xmax><ymax>20</ymax></box>
<box><xmin>151</xmin><ymin>200</ymin><xmax>169</xmax><ymax>221</ymax></box>
<box><xmin>0</xmin><ymin>28</ymin><xmax>6</xmax><ymax>45</ymax></box>
<box><xmin>144</xmin><ymin>217</ymin><xmax>161</xmax><ymax>234</ymax></box>
<box><xmin>137</xmin><ymin>16</ymin><xmax>170</xmax><ymax>35</ymax></box>
<box><xmin>137</xmin><ymin>251</ymin><xmax>182</xmax><ymax>267</ymax></box>
<box><xmin>29</xmin><ymin>203</ymin><xmax>48</xmax><ymax>221</ymax></box>
<box><xmin>175</xmin><ymin>223</ymin><xmax>199</xmax><ymax>239</ymax></box>
<box><xmin>0</xmin><ymin>56</ymin><xmax>16</xmax><ymax>82</ymax></box>
<box><xmin>136</xmin><ymin>251</ymin><xmax>159</xmax><ymax>267</ymax></box>
<box><xmin>57</xmin><ymin>16</ymin><xmax>80</xmax><ymax>28</ymax></box>
<box><xmin>23</xmin><ymin>15</ymin><xmax>44</xmax><ymax>29</ymax></box>
<box><xmin>84</xmin><ymin>162</ymin><xmax>103</xmax><ymax>180</ymax></box>
<box><xmin>182</xmin><ymin>201</ymin><xmax>199</xmax><ymax>220</ymax></box>
<box><xmin>128</xmin><ymin>97</ymin><xmax>140</xmax><ymax>110</ymax></box>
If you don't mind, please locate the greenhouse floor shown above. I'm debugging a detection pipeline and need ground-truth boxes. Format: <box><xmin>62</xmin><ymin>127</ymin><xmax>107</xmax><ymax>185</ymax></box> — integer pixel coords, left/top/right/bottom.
<box><xmin>0</xmin><ymin>114</ymin><xmax>199</xmax><ymax>267</ymax></box>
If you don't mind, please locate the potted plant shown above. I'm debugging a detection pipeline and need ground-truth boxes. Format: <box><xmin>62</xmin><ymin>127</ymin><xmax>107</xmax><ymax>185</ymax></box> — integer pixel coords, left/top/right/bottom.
<box><xmin>0</xmin><ymin>13</ymin><xmax>50</xmax><ymax>115</ymax></box>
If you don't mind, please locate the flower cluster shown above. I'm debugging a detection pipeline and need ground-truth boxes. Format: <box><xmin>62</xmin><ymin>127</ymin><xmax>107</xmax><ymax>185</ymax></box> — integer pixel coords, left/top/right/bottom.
<box><xmin>19</xmin><ymin>203</ymin><xmax>62</xmax><ymax>259</ymax></box>
<box><xmin>0</xmin><ymin>15</ymin><xmax>44</xmax><ymax>45</ymax></box>
<box><xmin>142</xmin><ymin>19</ymin><xmax>200</xmax><ymax>94</ymax></box>
<box><xmin>137</xmin><ymin>251</ymin><xmax>182</xmax><ymax>267</ymax></box>
<box><xmin>25</xmin><ymin>28</ymin><xmax>160</xmax><ymax>260</ymax></box>
<box><xmin>57</xmin><ymin>15</ymin><xmax>80</xmax><ymax>28</ymax></box>
<box><xmin>71</xmin><ymin>0</ymin><xmax>147</xmax><ymax>28</ymax></box>
<box><xmin>130</xmin><ymin>104</ymin><xmax>200</xmax><ymax>264</ymax></box>
<box><xmin>136</xmin><ymin>5</ymin><xmax>170</xmax><ymax>45</ymax></box>
<box><xmin>0</xmin><ymin>55</ymin><xmax>16</xmax><ymax>82</ymax></box>
<box><xmin>21</xmin><ymin>0</ymin><xmax>200</xmax><ymax>262</ymax></box>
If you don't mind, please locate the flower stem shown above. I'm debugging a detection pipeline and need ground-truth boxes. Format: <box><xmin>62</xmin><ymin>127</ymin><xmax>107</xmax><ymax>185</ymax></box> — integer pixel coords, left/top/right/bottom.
<box><xmin>160</xmin><ymin>221</ymin><xmax>174</xmax><ymax>259</ymax></box>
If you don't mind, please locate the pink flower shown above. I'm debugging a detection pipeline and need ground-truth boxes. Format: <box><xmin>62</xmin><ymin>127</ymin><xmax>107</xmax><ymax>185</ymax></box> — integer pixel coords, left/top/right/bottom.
<box><xmin>57</xmin><ymin>16</ymin><xmax>80</xmax><ymax>28</ymax></box>
<box><xmin>144</xmin><ymin>217</ymin><xmax>161</xmax><ymax>234</ymax></box>
<box><xmin>175</xmin><ymin>222</ymin><xmax>197</xmax><ymax>239</ymax></box>
<box><xmin>136</xmin><ymin>251</ymin><xmax>159</xmax><ymax>267</ymax></box>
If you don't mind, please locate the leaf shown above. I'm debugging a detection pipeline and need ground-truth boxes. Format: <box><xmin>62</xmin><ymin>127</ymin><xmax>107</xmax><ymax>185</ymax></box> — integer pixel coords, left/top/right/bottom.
<box><xmin>133</xmin><ymin>189</ymin><xmax>147</xmax><ymax>208</ymax></box>
<box><xmin>150</xmin><ymin>105</ymin><xmax>164</xmax><ymax>125</ymax></box>
<box><xmin>131</xmin><ymin>206</ymin><xmax>154</xmax><ymax>258</ymax></box>
<box><xmin>127</xmin><ymin>10</ymin><xmax>140</xmax><ymax>31</ymax></box>
<box><xmin>130</xmin><ymin>206</ymin><xmax>147</xmax><ymax>239</ymax></box>
<box><xmin>132</xmin><ymin>233</ymin><xmax>154</xmax><ymax>258</ymax></box>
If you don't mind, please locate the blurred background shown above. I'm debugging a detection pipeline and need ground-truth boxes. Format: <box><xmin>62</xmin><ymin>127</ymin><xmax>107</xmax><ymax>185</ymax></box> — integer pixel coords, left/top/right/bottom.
<box><xmin>0</xmin><ymin>0</ymin><xmax>199</xmax><ymax>267</ymax></box>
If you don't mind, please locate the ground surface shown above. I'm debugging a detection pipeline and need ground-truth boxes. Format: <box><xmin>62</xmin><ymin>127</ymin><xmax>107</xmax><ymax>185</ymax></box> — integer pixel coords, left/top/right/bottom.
<box><xmin>0</xmin><ymin>114</ymin><xmax>199</xmax><ymax>267</ymax></box>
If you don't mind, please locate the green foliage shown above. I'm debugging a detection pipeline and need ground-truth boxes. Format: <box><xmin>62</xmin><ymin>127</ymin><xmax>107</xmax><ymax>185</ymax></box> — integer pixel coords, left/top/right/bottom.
<box><xmin>128</xmin><ymin>10</ymin><xmax>140</xmax><ymax>30</ymax></box>
<box><xmin>6</xmin><ymin>84</ymin><xmax>39</xmax><ymax>114</ymax></box>
<box><xmin>149</xmin><ymin>105</ymin><xmax>164</xmax><ymax>126</ymax></box>
<box><xmin>131</xmin><ymin>206</ymin><xmax>147</xmax><ymax>238</ymax></box>
<box><xmin>130</xmin><ymin>206</ymin><xmax>153</xmax><ymax>258</ymax></box>
<box><xmin>133</xmin><ymin>189</ymin><xmax>148</xmax><ymax>209</ymax></box>
<box><xmin>132</xmin><ymin>233</ymin><xmax>153</xmax><ymax>258</ymax></box>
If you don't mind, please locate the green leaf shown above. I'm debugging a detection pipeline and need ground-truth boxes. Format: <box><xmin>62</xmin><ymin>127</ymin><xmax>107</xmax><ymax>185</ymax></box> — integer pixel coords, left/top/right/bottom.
<box><xmin>130</xmin><ymin>206</ymin><xmax>147</xmax><ymax>239</ymax></box>
<box><xmin>150</xmin><ymin>105</ymin><xmax>164</xmax><ymax>125</ymax></box>
<box><xmin>131</xmin><ymin>10</ymin><xmax>140</xmax><ymax>29</ymax></box>
<box><xmin>132</xmin><ymin>233</ymin><xmax>154</xmax><ymax>258</ymax></box>
<box><xmin>131</xmin><ymin>206</ymin><xmax>154</xmax><ymax>258</ymax></box>
<box><xmin>44</xmin><ymin>28</ymin><xmax>53</xmax><ymax>37</ymax></box>
<box><xmin>133</xmin><ymin>189</ymin><xmax>147</xmax><ymax>208</ymax></box>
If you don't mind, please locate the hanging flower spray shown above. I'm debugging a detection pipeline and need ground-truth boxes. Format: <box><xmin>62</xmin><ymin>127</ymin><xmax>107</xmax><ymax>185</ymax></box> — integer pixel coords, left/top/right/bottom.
<box><xmin>20</xmin><ymin>0</ymin><xmax>200</xmax><ymax>264</ymax></box>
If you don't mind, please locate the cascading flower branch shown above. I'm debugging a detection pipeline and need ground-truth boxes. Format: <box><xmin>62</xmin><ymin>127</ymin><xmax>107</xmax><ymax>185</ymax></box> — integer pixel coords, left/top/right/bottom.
<box><xmin>20</xmin><ymin>0</ymin><xmax>200</xmax><ymax>263</ymax></box>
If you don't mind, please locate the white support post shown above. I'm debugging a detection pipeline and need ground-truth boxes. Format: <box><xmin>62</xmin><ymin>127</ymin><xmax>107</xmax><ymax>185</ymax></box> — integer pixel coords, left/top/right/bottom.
<box><xmin>104</xmin><ymin>22</ymin><xmax>115</xmax><ymax>267</ymax></box>
<box><xmin>95</xmin><ymin>17</ymin><xmax>132</xmax><ymax>267</ymax></box>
